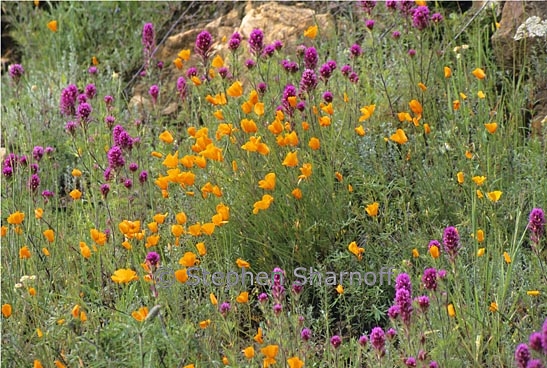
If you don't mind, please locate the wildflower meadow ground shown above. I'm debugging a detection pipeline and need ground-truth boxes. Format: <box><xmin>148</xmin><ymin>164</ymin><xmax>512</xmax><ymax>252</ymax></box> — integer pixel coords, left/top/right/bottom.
<box><xmin>1</xmin><ymin>1</ymin><xmax>546</xmax><ymax>367</ymax></box>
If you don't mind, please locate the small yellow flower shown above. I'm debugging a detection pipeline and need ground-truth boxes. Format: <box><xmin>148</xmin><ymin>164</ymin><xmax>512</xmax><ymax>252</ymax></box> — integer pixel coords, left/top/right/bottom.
<box><xmin>503</xmin><ymin>251</ymin><xmax>511</xmax><ymax>264</ymax></box>
<box><xmin>477</xmin><ymin>248</ymin><xmax>485</xmax><ymax>257</ymax></box>
<box><xmin>36</xmin><ymin>328</ymin><xmax>43</xmax><ymax>338</ymax></box>
<box><xmin>335</xmin><ymin>172</ymin><xmax>343</xmax><ymax>182</ymax></box>
<box><xmin>390</xmin><ymin>129</ymin><xmax>408</xmax><ymax>144</ymax></box>
<box><xmin>7</xmin><ymin>211</ymin><xmax>25</xmax><ymax>225</ymax></box>
<box><xmin>457</xmin><ymin>171</ymin><xmax>464</xmax><ymax>184</ymax></box>
<box><xmin>453</xmin><ymin>100</ymin><xmax>461</xmax><ymax>110</ymax></box>
<box><xmin>211</xmin><ymin>55</ymin><xmax>224</xmax><ymax>68</ymax></box>
<box><xmin>19</xmin><ymin>246</ymin><xmax>31</xmax><ymax>259</ymax></box>
<box><xmin>173</xmin><ymin>58</ymin><xmax>183</xmax><ymax>69</ymax></box>
<box><xmin>459</xmin><ymin>92</ymin><xmax>468</xmax><ymax>100</ymax></box>
<box><xmin>28</xmin><ymin>287</ymin><xmax>36</xmax><ymax>296</ymax></box>
<box><xmin>423</xmin><ymin>123</ymin><xmax>431</xmax><ymax>134</ymax></box>
<box><xmin>175</xmin><ymin>269</ymin><xmax>188</xmax><ymax>283</ymax></box>
<box><xmin>348</xmin><ymin>241</ymin><xmax>365</xmax><ymax>260</ymax></box>
<box><xmin>111</xmin><ymin>269</ymin><xmax>138</xmax><ymax>284</ymax></box>
<box><xmin>355</xmin><ymin>125</ymin><xmax>366</xmax><ymax>136</ymax></box>
<box><xmin>2</xmin><ymin>304</ymin><xmax>12</xmax><ymax>318</ymax></box>
<box><xmin>527</xmin><ymin>290</ymin><xmax>540</xmax><ymax>297</ymax></box>
<box><xmin>429</xmin><ymin>245</ymin><xmax>440</xmax><ymax>259</ymax></box>
<box><xmin>236</xmin><ymin>258</ymin><xmax>250</xmax><ymax>268</ymax></box>
<box><xmin>412</xmin><ymin>248</ymin><xmax>420</xmax><ymax>258</ymax></box>
<box><xmin>418</xmin><ymin>82</ymin><xmax>427</xmax><ymax>91</ymax></box>
<box><xmin>159</xmin><ymin>130</ymin><xmax>174</xmax><ymax>144</ymax></box>
<box><xmin>242</xmin><ymin>346</ymin><xmax>255</xmax><ymax>359</ymax></box>
<box><xmin>477</xmin><ymin>190</ymin><xmax>484</xmax><ymax>199</ymax></box>
<box><xmin>477</xmin><ymin>90</ymin><xmax>486</xmax><ymax>99</ymax></box>
<box><xmin>365</xmin><ymin>202</ymin><xmax>379</xmax><ymax>217</ymax></box>
<box><xmin>35</xmin><ymin>208</ymin><xmax>43</xmax><ymax>219</ymax></box>
<box><xmin>42</xmin><ymin>247</ymin><xmax>50</xmax><ymax>256</ymax></box>
<box><xmin>43</xmin><ymin>229</ymin><xmax>55</xmax><ymax>242</ymax></box>
<box><xmin>71</xmin><ymin>168</ymin><xmax>82</xmax><ymax>177</ymax></box>
<box><xmin>258</xmin><ymin>172</ymin><xmax>276</xmax><ymax>190</ymax></box>
<box><xmin>227</xmin><ymin>81</ymin><xmax>243</xmax><ymax>98</ymax></box>
<box><xmin>199</xmin><ymin>319</ymin><xmax>211</xmax><ymax>329</ymax></box>
<box><xmin>308</xmin><ymin>137</ymin><xmax>320</xmax><ymax>150</ymax></box>
<box><xmin>254</xmin><ymin>327</ymin><xmax>263</xmax><ymax>343</ymax></box>
<box><xmin>444</xmin><ymin>66</ymin><xmax>452</xmax><ymax>78</ymax></box>
<box><xmin>178</xmin><ymin>49</ymin><xmax>191</xmax><ymax>61</ymax></box>
<box><xmin>485</xmin><ymin>122</ymin><xmax>498</xmax><ymax>134</ymax></box>
<box><xmin>472</xmin><ymin>176</ymin><xmax>486</xmax><ymax>186</ymax></box>
<box><xmin>69</xmin><ymin>189</ymin><xmax>82</xmax><ymax>200</ymax></box>
<box><xmin>409</xmin><ymin>100</ymin><xmax>423</xmax><ymax>116</ymax></box>
<box><xmin>282</xmin><ymin>151</ymin><xmax>298</xmax><ymax>167</ymax></box>
<box><xmin>34</xmin><ymin>360</ymin><xmax>43</xmax><ymax>368</ymax></box>
<box><xmin>47</xmin><ymin>20</ymin><xmax>58</xmax><ymax>32</ymax></box>
<box><xmin>489</xmin><ymin>302</ymin><xmax>498</xmax><ymax>312</ymax></box>
<box><xmin>359</xmin><ymin>104</ymin><xmax>376</xmax><ymax>121</ymax></box>
<box><xmin>131</xmin><ymin>306</ymin><xmax>149</xmax><ymax>322</ymax></box>
<box><xmin>472</xmin><ymin>68</ymin><xmax>486</xmax><ymax>80</ymax></box>
<box><xmin>210</xmin><ymin>293</ymin><xmax>218</xmax><ymax>305</ymax></box>
<box><xmin>287</xmin><ymin>357</ymin><xmax>305</xmax><ymax>368</ymax></box>
<box><xmin>304</xmin><ymin>25</ymin><xmax>318</xmax><ymax>39</ymax></box>
<box><xmin>291</xmin><ymin>188</ymin><xmax>303</xmax><ymax>199</ymax></box>
<box><xmin>487</xmin><ymin>191</ymin><xmax>502</xmax><ymax>202</ymax></box>
<box><xmin>447</xmin><ymin>303</ymin><xmax>456</xmax><ymax>317</ymax></box>
<box><xmin>236</xmin><ymin>291</ymin><xmax>249</xmax><ymax>303</ymax></box>
<box><xmin>477</xmin><ymin>229</ymin><xmax>485</xmax><ymax>243</ymax></box>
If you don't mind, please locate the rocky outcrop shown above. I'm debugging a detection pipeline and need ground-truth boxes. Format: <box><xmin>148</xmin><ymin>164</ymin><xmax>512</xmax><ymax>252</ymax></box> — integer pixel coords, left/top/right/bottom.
<box><xmin>491</xmin><ymin>1</ymin><xmax>547</xmax><ymax>136</ymax></box>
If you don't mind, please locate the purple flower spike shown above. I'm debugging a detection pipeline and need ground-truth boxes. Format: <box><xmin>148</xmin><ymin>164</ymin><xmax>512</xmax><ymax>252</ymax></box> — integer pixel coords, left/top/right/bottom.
<box><xmin>443</xmin><ymin>226</ymin><xmax>460</xmax><ymax>261</ymax></box>
<box><xmin>514</xmin><ymin>343</ymin><xmax>530</xmax><ymax>368</ymax></box>
<box><xmin>195</xmin><ymin>30</ymin><xmax>213</xmax><ymax>61</ymax></box>
<box><xmin>330</xmin><ymin>335</ymin><xmax>342</xmax><ymax>349</ymax></box>
<box><xmin>248</xmin><ymin>28</ymin><xmax>264</xmax><ymax>55</ymax></box>
<box><xmin>528</xmin><ymin>208</ymin><xmax>545</xmax><ymax>244</ymax></box>
<box><xmin>8</xmin><ymin>64</ymin><xmax>24</xmax><ymax>83</ymax></box>
<box><xmin>412</xmin><ymin>6</ymin><xmax>430</xmax><ymax>30</ymax></box>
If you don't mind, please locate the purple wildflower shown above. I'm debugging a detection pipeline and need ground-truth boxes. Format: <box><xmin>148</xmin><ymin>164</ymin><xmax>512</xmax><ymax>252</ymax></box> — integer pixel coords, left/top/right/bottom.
<box><xmin>139</xmin><ymin>170</ymin><xmax>148</xmax><ymax>184</ymax></box>
<box><xmin>28</xmin><ymin>174</ymin><xmax>40</xmax><ymax>192</ymax></box>
<box><xmin>304</xmin><ymin>47</ymin><xmax>318</xmax><ymax>70</ymax></box>
<box><xmin>396</xmin><ymin>273</ymin><xmax>412</xmax><ymax>292</ymax></box>
<box><xmin>359</xmin><ymin>1</ymin><xmax>377</xmax><ymax>15</ymax></box>
<box><xmin>528</xmin><ymin>208</ymin><xmax>545</xmax><ymax>244</ymax></box>
<box><xmin>149</xmin><ymin>85</ymin><xmax>159</xmax><ymax>105</ymax></box>
<box><xmin>30</xmin><ymin>163</ymin><xmax>39</xmax><ymax>174</ymax></box>
<box><xmin>428</xmin><ymin>239</ymin><xmax>440</xmax><ymax>250</ymax></box>
<box><xmin>299</xmin><ymin>69</ymin><xmax>318</xmax><ymax>92</ymax></box>
<box><xmin>358</xmin><ymin>335</ymin><xmax>368</xmax><ymax>346</ymax></box>
<box><xmin>77</xmin><ymin>94</ymin><xmax>87</xmax><ymax>104</ymax></box>
<box><xmin>244</xmin><ymin>59</ymin><xmax>255</xmax><ymax>69</ymax></box>
<box><xmin>370</xmin><ymin>327</ymin><xmax>385</xmax><ymax>353</ymax></box>
<box><xmin>514</xmin><ymin>343</ymin><xmax>530</xmax><ymax>368</ymax></box>
<box><xmin>529</xmin><ymin>332</ymin><xmax>543</xmax><ymax>351</ymax></box>
<box><xmin>542</xmin><ymin>318</ymin><xmax>547</xmax><ymax>355</ymax></box>
<box><xmin>281</xmin><ymin>60</ymin><xmax>299</xmax><ymax>73</ymax></box>
<box><xmin>103</xmin><ymin>167</ymin><xmax>113</xmax><ymax>181</ymax></box>
<box><xmin>146</xmin><ymin>251</ymin><xmax>160</xmax><ymax>267</ymax></box>
<box><xmin>272</xmin><ymin>40</ymin><xmax>283</xmax><ymax>50</ymax></box>
<box><xmin>431</xmin><ymin>13</ymin><xmax>444</xmax><ymax>24</ymax></box>
<box><xmin>228</xmin><ymin>32</ymin><xmax>242</xmax><ymax>51</ymax></box>
<box><xmin>292</xmin><ymin>282</ymin><xmax>303</xmax><ymax>294</ymax></box>
<box><xmin>33</xmin><ymin>146</ymin><xmax>44</xmax><ymax>161</ymax></box>
<box><xmin>386</xmin><ymin>0</ymin><xmax>397</xmax><ymax>11</ymax></box>
<box><xmin>218</xmin><ymin>67</ymin><xmax>230</xmax><ymax>79</ymax></box>
<box><xmin>195</xmin><ymin>30</ymin><xmax>213</xmax><ymax>61</ymax></box>
<box><xmin>388</xmin><ymin>305</ymin><xmax>400</xmax><ymax>319</ymax></box>
<box><xmin>319</xmin><ymin>63</ymin><xmax>334</xmax><ymax>82</ymax></box>
<box><xmin>219</xmin><ymin>302</ymin><xmax>231</xmax><ymax>316</ymax></box>
<box><xmin>301</xmin><ymin>328</ymin><xmax>311</xmax><ymax>341</ymax></box>
<box><xmin>177</xmin><ymin>76</ymin><xmax>187</xmax><ymax>101</ymax></box>
<box><xmin>443</xmin><ymin>226</ymin><xmax>460</xmax><ymax>261</ymax></box>
<box><xmin>341</xmin><ymin>64</ymin><xmax>352</xmax><ymax>77</ymax></box>
<box><xmin>2</xmin><ymin>166</ymin><xmax>13</xmax><ymax>178</ymax></box>
<box><xmin>107</xmin><ymin>146</ymin><xmax>125</xmax><ymax>169</ymax></box>
<box><xmin>45</xmin><ymin>147</ymin><xmax>54</xmax><ymax>156</ymax></box>
<box><xmin>186</xmin><ymin>68</ymin><xmax>198</xmax><ymax>78</ymax></box>
<box><xmin>418</xmin><ymin>350</ymin><xmax>427</xmax><ymax>361</ymax></box>
<box><xmin>405</xmin><ymin>357</ymin><xmax>417</xmax><ymax>367</ymax></box>
<box><xmin>142</xmin><ymin>23</ymin><xmax>156</xmax><ymax>52</ymax></box>
<box><xmin>258</xmin><ymin>292</ymin><xmax>268</xmax><ymax>303</ymax></box>
<box><xmin>60</xmin><ymin>84</ymin><xmax>79</xmax><ymax>116</ymax></box>
<box><xmin>248</xmin><ymin>28</ymin><xmax>264</xmax><ymax>55</ymax></box>
<box><xmin>129</xmin><ymin>162</ymin><xmax>138</xmax><ymax>172</ymax></box>
<box><xmin>350</xmin><ymin>44</ymin><xmax>363</xmax><ymax>57</ymax></box>
<box><xmin>296</xmin><ymin>101</ymin><xmax>306</xmax><ymax>112</ymax></box>
<box><xmin>349</xmin><ymin>72</ymin><xmax>359</xmax><ymax>83</ymax></box>
<box><xmin>408</xmin><ymin>49</ymin><xmax>417</xmax><ymax>57</ymax></box>
<box><xmin>88</xmin><ymin>66</ymin><xmax>98</xmax><ymax>75</ymax></box>
<box><xmin>366</xmin><ymin>19</ymin><xmax>375</xmax><ymax>30</ymax></box>
<box><xmin>526</xmin><ymin>360</ymin><xmax>544</xmax><ymax>368</ymax></box>
<box><xmin>422</xmin><ymin>268</ymin><xmax>438</xmax><ymax>291</ymax></box>
<box><xmin>100</xmin><ymin>183</ymin><xmax>110</xmax><ymax>198</ymax></box>
<box><xmin>386</xmin><ymin>328</ymin><xmax>397</xmax><ymax>340</ymax></box>
<box><xmin>104</xmin><ymin>95</ymin><xmax>114</xmax><ymax>107</ymax></box>
<box><xmin>77</xmin><ymin>102</ymin><xmax>92</xmax><ymax>122</ymax></box>
<box><xmin>429</xmin><ymin>362</ymin><xmax>439</xmax><ymax>368</ymax></box>
<box><xmin>261</xmin><ymin>44</ymin><xmax>275</xmax><ymax>58</ymax></box>
<box><xmin>416</xmin><ymin>295</ymin><xmax>430</xmax><ymax>312</ymax></box>
<box><xmin>330</xmin><ymin>335</ymin><xmax>342</xmax><ymax>349</ymax></box>
<box><xmin>156</xmin><ymin>61</ymin><xmax>163</xmax><ymax>70</ymax></box>
<box><xmin>395</xmin><ymin>288</ymin><xmax>413</xmax><ymax>325</ymax></box>
<box><xmin>8</xmin><ymin>64</ymin><xmax>24</xmax><ymax>82</ymax></box>
<box><xmin>85</xmin><ymin>84</ymin><xmax>96</xmax><ymax>99</ymax></box>
<box><xmin>41</xmin><ymin>190</ymin><xmax>54</xmax><ymax>199</ymax></box>
<box><xmin>257</xmin><ymin>82</ymin><xmax>267</xmax><ymax>94</ymax></box>
<box><xmin>105</xmin><ymin>116</ymin><xmax>116</xmax><ymax>129</ymax></box>
<box><xmin>64</xmin><ymin>121</ymin><xmax>78</xmax><ymax>135</ymax></box>
<box><xmin>398</xmin><ymin>0</ymin><xmax>415</xmax><ymax>16</ymax></box>
<box><xmin>392</xmin><ymin>31</ymin><xmax>401</xmax><ymax>39</ymax></box>
<box><xmin>273</xmin><ymin>303</ymin><xmax>282</xmax><ymax>315</ymax></box>
<box><xmin>323</xmin><ymin>91</ymin><xmax>333</xmax><ymax>103</ymax></box>
<box><xmin>412</xmin><ymin>6</ymin><xmax>430</xmax><ymax>30</ymax></box>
